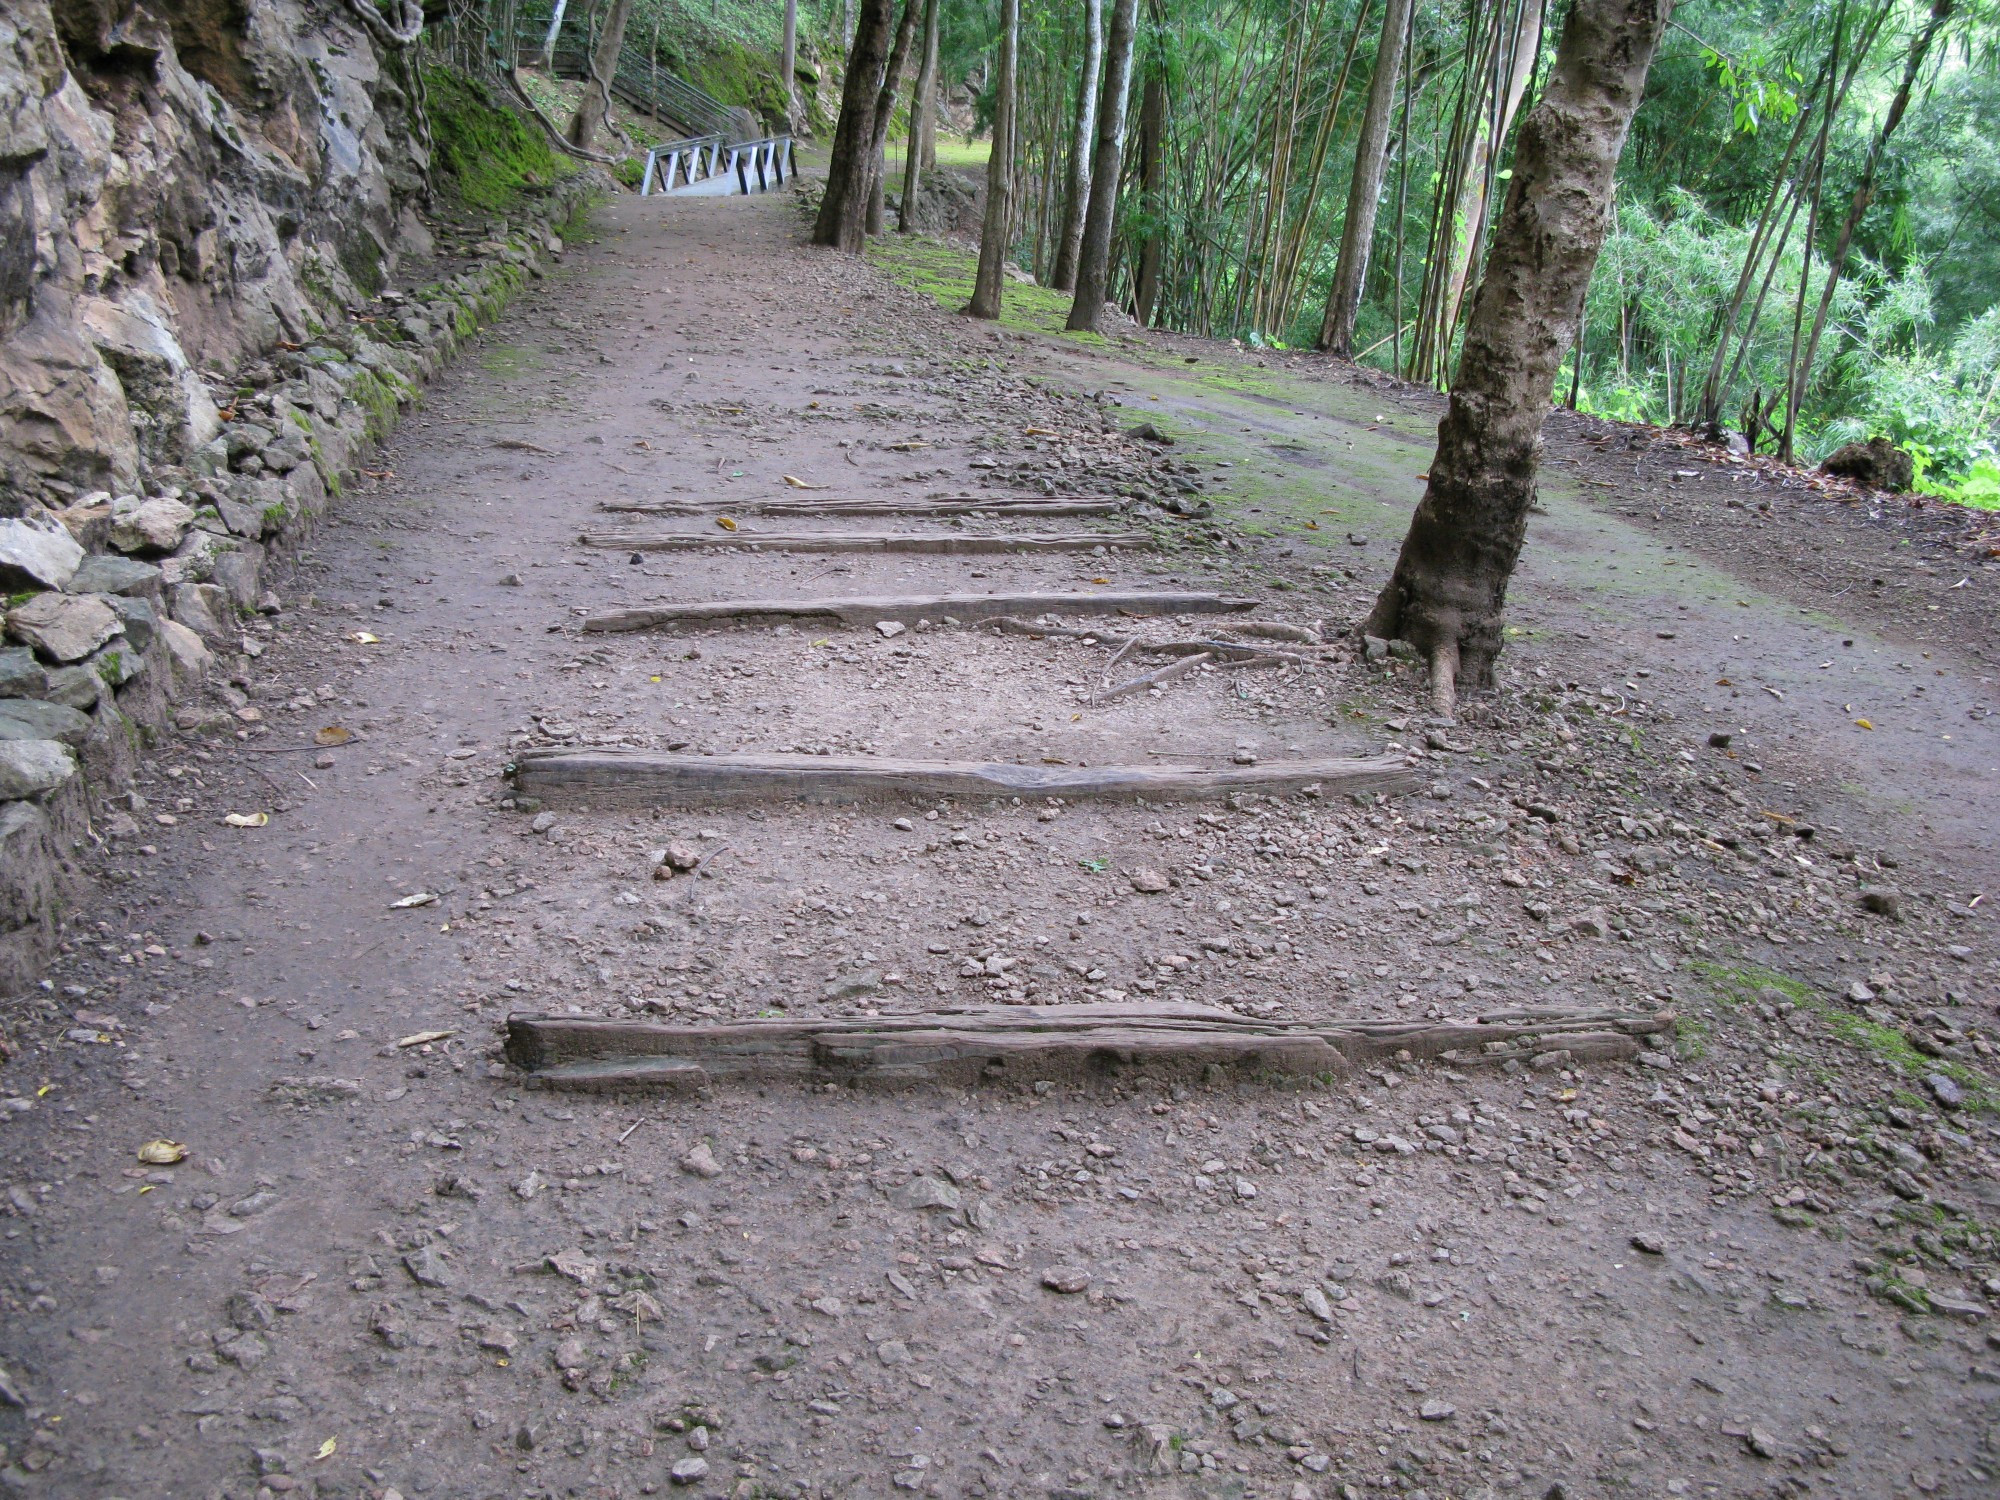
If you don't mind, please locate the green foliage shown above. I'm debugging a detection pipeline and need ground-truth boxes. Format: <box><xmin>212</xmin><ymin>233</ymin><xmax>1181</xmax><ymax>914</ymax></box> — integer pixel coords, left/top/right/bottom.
<box><xmin>423</xmin><ymin>66</ymin><xmax>572</xmax><ymax>213</ymax></box>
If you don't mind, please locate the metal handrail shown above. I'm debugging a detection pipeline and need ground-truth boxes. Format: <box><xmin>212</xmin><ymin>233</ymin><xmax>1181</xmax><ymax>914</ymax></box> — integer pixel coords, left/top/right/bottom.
<box><xmin>642</xmin><ymin>135</ymin><xmax>794</xmax><ymax>197</ymax></box>
<box><xmin>547</xmin><ymin>37</ymin><xmax>742</xmax><ymax>141</ymax></box>
<box><xmin>639</xmin><ymin>134</ymin><xmax>726</xmax><ymax>195</ymax></box>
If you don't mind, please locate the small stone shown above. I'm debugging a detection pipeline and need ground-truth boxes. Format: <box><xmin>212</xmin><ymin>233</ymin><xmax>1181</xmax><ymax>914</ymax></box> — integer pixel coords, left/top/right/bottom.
<box><xmin>530</xmin><ymin>811</ymin><xmax>558</xmax><ymax>833</ymax></box>
<box><xmin>1300</xmin><ymin>1285</ymin><xmax>1335</xmax><ymax>1323</ymax></box>
<box><xmin>1745</xmin><ymin>1424</ymin><xmax>1779</xmax><ymax>1459</ymax></box>
<box><xmin>1210</xmin><ymin>1387</ymin><xmax>1239</xmax><ymax>1410</ymax></box>
<box><xmin>1926</xmin><ymin>1074</ymin><xmax>1964</xmax><ymax>1110</ymax></box>
<box><xmin>1041</xmin><ymin>1266</ymin><xmax>1091</xmax><ymax>1294</ymax></box>
<box><xmin>891</xmin><ymin>1177</ymin><xmax>960</xmax><ymax>1213</ymax></box>
<box><xmin>876</xmin><ymin>1338</ymin><xmax>912</xmax><ymax>1366</ymax></box>
<box><xmin>0</xmin><ymin>647</ymin><xmax>45</xmax><ymax>697</ymax></box>
<box><xmin>1707</xmin><ymin>731</ymin><xmax>1732</xmax><ymax>749</ymax></box>
<box><xmin>67</xmin><ymin>554</ymin><xmax>161</xmax><ymax>596</ymax></box>
<box><xmin>670</xmin><ymin>1457</ymin><xmax>709</xmax><ymax>1485</ymax></box>
<box><xmin>1566</xmin><ymin>908</ymin><xmax>1610</xmax><ymax>939</ymax></box>
<box><xmin>0</xmin><ymin>739</ymin><xmax>76</xmax><ymax>799</ymax></box>
<box><xmin>1858</xmin><ymin>886</ymin><xmax>1902</xmax><ymax>919</ymax></box>
<box><xmin>1129</xmin><ymin>867</ymin><xmax>1170</xmax><ymax>894</ymax></box>
<box><xmin>0</xmin><ymin>511</ymin><xmax>83</xmax><ymax>591</ymax></box>
<box><xmin>663</xmin><ymin>840</ymin><xmax>701</xmax><ymax>871</ymax></box>
<box><xmin>1630</xmin><ymin>1233</ymin><xmax>1665</xmax><ymax>1256</ymax></box>
<box><xmin>875</xmin><ymin>620</ymin><xmax>906</xmax><ymax>639</ymax></box>
<box><xmin>402</xmin><ymin>1245</ymin><xmax>452</xmax><ymax>1288</ymax></box>
<box><xmin>7</xmin><ymin>592</ymin><xmax>122</xmax><ymax>663</ymax></box>
<box><xmin>553</xmin><ymin>1337</ymin><xmax>589</xmax><ymax>1371</ymax></box>
<box><xmin>499</xmin><ymin>572</ymin><xmax>523</xmax><ymax>586</ymax></box>
<box><xmin>108</xmin><ymin>496</ymin><xmax>197</xmax><ymax>555</ymax></box>
<box><xmin>681</xmin><ymin>1141</ymin><xmax>724</xmax><ymax>1179</ymax></box>
<box><xmin>1419</xmin><ymin>1400</ymin><xmax>1456</xmax><ymax>1422</ymax></box>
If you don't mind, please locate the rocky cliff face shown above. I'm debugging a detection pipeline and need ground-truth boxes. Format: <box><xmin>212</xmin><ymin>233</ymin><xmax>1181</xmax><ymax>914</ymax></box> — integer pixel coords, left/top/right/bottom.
<box><xmin>0</xmin><ymin>0</ymin><xmax>429</xmax><ymax>501</ymax></box>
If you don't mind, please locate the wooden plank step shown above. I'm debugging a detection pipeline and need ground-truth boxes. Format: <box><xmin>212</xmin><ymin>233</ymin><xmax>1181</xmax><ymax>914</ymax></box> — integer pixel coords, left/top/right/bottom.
<box><xmin>600</xmin><ymin>496</ymin><xmax>1127</xmax><ymax>517</ymax></box>
<box><xmin>508</xmin><ymin>748</ymin><xmax>1418</xmax><ymax>808</ymax></box>
<box><xmin>503</xmin><ymin>1002</ymin><xmax>1675</xmax><ymax>1090</ymax></box>
<box><xmin>581</xmin><ymin>591</ymin><xmax>1258</xmax><ymax>634</ymax></box>
<box><xmin>579</xmin><ymin>531</ymin><xmax>1152</xmax><ymax>555</ymax></box>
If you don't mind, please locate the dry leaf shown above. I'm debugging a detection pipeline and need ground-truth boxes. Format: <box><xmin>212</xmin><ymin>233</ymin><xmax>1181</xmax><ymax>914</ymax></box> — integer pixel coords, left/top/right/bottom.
<box><xmin>1090</xmin><ymin>576</ymin><xmax>1111</xmax><ymax>585</ymax></box>
<box><xmin>782</xmin><ymin>474</ymin><xmax>828</xmax><ymax>489</ymax></box>
<box><xmin>314</xmin><ymin>1437</ymin><xmax>337</xmax><ymax>1461</ymax></box>
<box><xmin>1023</xmin><ymin>426</ymin><xmax>1056</xmax><ymax>437</ymax></box>
<box><xmin>349</xmin><ymin>631</ymin><xmax>380</xmax><ymax>645</ymax></box>
<box><xmin>390</xmin><ymin>892</ymin><xmax>438</xmax><ymax>909</ymax></box>
<box><xmin>138</xmin><ymin>1139</ymin><xmax>187</xmax><ymax>1165</ymax></box>
<box><xmin>1855</xmin><ymin>718</ymin><xmax>1874</xmax><ymax>730</ymax></box>
<box><xmin>223</xmin><ymin>812</ymin><xmax>269</xmax><ymax>828</ymax></box>
<box><xmin>716</xmin><ymin>517</ymin><xmax>737</xmax><ymax>531</ymax></box>
<box><xmin>396</xmin><ymin>1029</ymin><xmax>453</xmax><ymax>1048</ymax></box>
<box><xmin>313</xmin><ymin>725</ymin><xmax>354</xmax><ymax>747</ymax></box>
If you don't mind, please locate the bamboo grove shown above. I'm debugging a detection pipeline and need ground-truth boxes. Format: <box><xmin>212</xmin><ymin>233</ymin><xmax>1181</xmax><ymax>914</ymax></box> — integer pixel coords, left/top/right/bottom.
<box><xmin>843</xmin><ymin>0</ymin><xmax>1999</xmax><ymax>491</ymax></box>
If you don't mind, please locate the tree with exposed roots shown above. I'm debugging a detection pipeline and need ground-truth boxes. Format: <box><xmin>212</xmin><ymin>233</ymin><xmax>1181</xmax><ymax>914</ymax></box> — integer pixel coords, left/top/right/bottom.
<box><xmin>813</xmin><ymin>0</ymin><xmax>897</xmax><ymax>252</ymax></box>
<box><xmin>1363</xmin><ymin>0</ymin><xmax>1673</xmax><ymax>718</ymax></box>
<box><xmin>565</xmin><ymin>0</ymin><xmax>637</xmax><ymax>152</ymax></box>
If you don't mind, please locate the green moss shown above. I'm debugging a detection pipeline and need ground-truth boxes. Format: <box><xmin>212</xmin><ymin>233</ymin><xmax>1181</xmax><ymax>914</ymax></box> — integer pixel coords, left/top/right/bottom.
<box><xmin>423</xmin><ymin>65</ymin><xmax>575</xmax><ymax>214</ymax></box>
<box><xmin>867</xmin><ymin>236</ymin><xmax>1108</xmax><ymax>347</ymax></box>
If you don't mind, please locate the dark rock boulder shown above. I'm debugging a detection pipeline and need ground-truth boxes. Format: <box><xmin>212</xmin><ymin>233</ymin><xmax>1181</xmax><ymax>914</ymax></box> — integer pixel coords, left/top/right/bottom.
<box><xmin>1820</xmin><ymin>436</ymin><xmax>1914</xmax><ymax>493</ymax></box>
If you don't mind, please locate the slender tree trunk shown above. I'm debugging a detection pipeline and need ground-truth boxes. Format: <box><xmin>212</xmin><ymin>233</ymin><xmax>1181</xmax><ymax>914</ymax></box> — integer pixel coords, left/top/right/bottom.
<box><xmin>814</xmin><ymin>0</ymin><xmax>897</xmax><ymax>251</ymax></box>
<box><xmin>782</xmin><ymin>0</ymin><xmax>798</xmax><ymax>122</ymax></box>
<box><xmin>968</xmin><ymin>0</ymin><xmax>1021</xmax><ymax>318</ymax></box>
<box><xmin>1390</xmin><ymin>0</ymin><xmax>1415</xmax><ymax>374</ymax></box>
<box><xmin>1320</xmin><ymin>0</ymin><xmax>1414</xmax><ymax>355</ymax></box>
<box><xmin>539</xmin><ymin>0</ymin><xmax>569</xmax><ymax>64</ymax></box>
<box><xmin>1133</xmin><ymin>66</ymin><xmax>1166</xmax><ymax>327</ymax></box>
<box><xmin>1440</xmin><ymin>0</ymin><xmax>1547</xmax><ymax>336</ymax></box>
<box><xmin>1066</xmin><ymin>0</ymin><xmax>1140</xmax><ymax>331</ymax></box>
<box><xmin>1365</xmin><ymin>0</ymin><xmax>1672</xmax><ymax>715</ymax></box>
<box><xmin>1051</xmin><ymin>0</ymin><xmax>1106</xmax><ymax>291</ymax></box>
<box><xmin>1784</xmin><ymin>0</ymin><xmax>1956</xmax><ymax>460</ymax></box>
<box><xmin>865</xmin><ymin>0</ymin><xmax>922</xmax><ymax>236</ymax></box>
<box><xmin>899</xmin><ymin>0</ymin><xmax>941</xmax><ymax>232</ymax></box>
<box><xmin>566</xmin><ymin>0</ymin><xmax>635</xmax><ymax>151</ymax></box>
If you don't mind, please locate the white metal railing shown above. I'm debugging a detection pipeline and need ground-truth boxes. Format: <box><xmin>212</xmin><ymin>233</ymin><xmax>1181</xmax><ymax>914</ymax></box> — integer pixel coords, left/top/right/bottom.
<box><xmin>640</xmin><ymin>135</ymin><xmax>795</xmax><ymax>197</ymax></box>
<box><xmin>639</xmin><ymin>134</ymin><xmax>726</xmax><ymax>195</ymax></box>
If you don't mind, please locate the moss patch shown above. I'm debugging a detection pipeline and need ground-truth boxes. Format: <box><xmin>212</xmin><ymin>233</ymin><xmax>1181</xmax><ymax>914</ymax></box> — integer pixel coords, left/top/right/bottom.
<box><xmin>867</xmin><ymin>237</ymin><xmax>1106</xmax><ymax>347</ymax></box>
<box><xmin>424</xmin><ymin>66</ymin><xmax>575</xmax><ymax>214</ymax></box>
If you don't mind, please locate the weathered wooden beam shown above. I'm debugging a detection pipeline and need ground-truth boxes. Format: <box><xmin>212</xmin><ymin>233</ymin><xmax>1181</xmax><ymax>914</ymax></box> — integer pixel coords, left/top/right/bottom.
<box><xmin>600</xmin><ymin>495</ymin><xmax>1127</xmax><ymax>517</ymax></box>
<box><xmin>581</xmin><ymin>591</ymin><xmax>1259</xmax><ymax>634</ymax></box>
<box><xmin>579</xmin><ymin>531</ymin><xmax>1152</xmax><ymax>555</ymax></box>
<box><xmin>502</xmin><ymin>1001</ymin><xmax>1675</xmax><ymax>1090</ymax></box>
<box><xmin>508</xmin><ymin>748</ymin><xmax>1418</xmax><ymax>808</ymax></box>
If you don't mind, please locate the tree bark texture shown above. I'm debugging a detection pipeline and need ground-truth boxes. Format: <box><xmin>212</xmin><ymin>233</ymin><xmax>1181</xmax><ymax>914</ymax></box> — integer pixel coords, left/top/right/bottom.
<box><xmin>566</xmin><ymin>0</ymin><xmax>636</xmax><ymax>151</ymax></box>
<box><xmin>813</xmin><ymin>0</ymin><xmax>897</xmax><ymax>252</ymax></box>
<box><xmin>968</xmin><ymin>0</ymin><xmax>1021</xmax><ymax>319</ymax></box>
<box><xmin>1320</xmin><ymin>0</ymin><xmax>1413</xmax><ymax>355</ymax></box>
<box><xmin>865</xmin><ymin>0</ymin><xmax>922</xmax><ymax>236</ymax></box>
<box><xmin>782</xmin><ymin>0</ymin><xmax>798</xmax><ymax>120</ymax></box>
<box><xmin>1066</xmin><ymin>0</ymin><xmax>1140</xmax><ymax>331</ymax></box>
<box><xmin>1132</xmin><ymin>67</ymin><xmax>1164</xmax><ymax>326</ymax></box>
<box><xmin>899</xmin><ymin>0</ymin><xmax>941</xmax><ymax>232</ymax></box>
<box><xmin>1051</xmin><ymin>0</ymin><xmax>1106</xmax><ymax>292</ymax></box>
<box><xmin>1364</xmin><ymin>0</ymin><xmax>1671</xmax><ymax>710</ymax></box>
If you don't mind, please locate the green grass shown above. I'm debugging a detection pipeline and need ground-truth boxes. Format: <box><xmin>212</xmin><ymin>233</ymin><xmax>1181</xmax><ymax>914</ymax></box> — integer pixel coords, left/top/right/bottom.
<box><xmin>885</xmin><ymin>135</ymin><xmax>991</xmax><ymax>175</ymax></box>
<box><xmin>866</xmin><ymin>235</ymin><xmax>1104</xmax><ymax>346</ymax></box>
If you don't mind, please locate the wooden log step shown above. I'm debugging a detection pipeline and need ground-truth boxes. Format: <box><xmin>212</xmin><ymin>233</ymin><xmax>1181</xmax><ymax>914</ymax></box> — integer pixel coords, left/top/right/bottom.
<box><xmin>579</xmin><ymin>531</ymin><xmax>1152</xmax><ymax>555</ymax></box>
<box><xmin>581</xmin><ymin>590</ymin><xmax>1258</xmax><ymax>634</ymax></box>
<box><xmin>508</xmin><ymin>748</ymin><xmax>1418</xmax><ymax>808</ymax></box>
<box><xmin>600</xmin><ymin>495</ymin><xmax>1127</xmax><ymax>517</ymax></box>
<box><xmin>503</xmin><ymin>1001</ymin><xmax>1675</xmax><ymax>1090</ymax></box>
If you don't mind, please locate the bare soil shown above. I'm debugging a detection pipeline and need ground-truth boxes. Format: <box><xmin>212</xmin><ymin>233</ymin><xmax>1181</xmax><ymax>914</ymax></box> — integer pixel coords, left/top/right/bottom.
<box><xmin>3</xmin><ymin>190</ymin><xmax>1998</xmax><ymax>1500</ymax></box>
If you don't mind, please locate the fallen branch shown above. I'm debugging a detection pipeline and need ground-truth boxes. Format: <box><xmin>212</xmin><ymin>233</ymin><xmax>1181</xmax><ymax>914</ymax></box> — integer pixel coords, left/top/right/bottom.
<box><xmin>1089</xmin><ymin>652</ymin><xmax>1211</xmax><ymax>704</ymax></box>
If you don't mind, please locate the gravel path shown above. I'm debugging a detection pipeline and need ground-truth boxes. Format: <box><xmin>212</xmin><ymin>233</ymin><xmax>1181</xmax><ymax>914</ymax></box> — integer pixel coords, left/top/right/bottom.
<box><xmin>2</xmin><ymin>190</ymin><xmax>1996</xmax><ymax>1500</ymax></box>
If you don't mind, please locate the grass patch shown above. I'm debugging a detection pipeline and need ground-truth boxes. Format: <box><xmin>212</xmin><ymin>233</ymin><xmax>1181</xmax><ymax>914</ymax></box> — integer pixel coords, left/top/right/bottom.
<box><xmin>424</xmin><ymin>66</ymin><xmax>575</xmax><ymax>213</ymax></box>
<box><xmin>885</xmin><ymin>135</ymin><xmax>991</xmax><ymax>175</ymax></box>
<box><xmin>866</xmin><ymin>235</ymin><xmax>1105</xmax><ymax>347</ymax></box>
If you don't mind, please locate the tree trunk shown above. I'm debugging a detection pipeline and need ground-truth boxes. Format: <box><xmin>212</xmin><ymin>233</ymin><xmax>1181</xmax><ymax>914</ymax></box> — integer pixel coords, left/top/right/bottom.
<box><xmin>1319</xmin><ymin>0</ymin><xmax>1414</xmax><ymax>355</ymax></box>
<box><xmin>968</xmin><ymin>0</ymin><xmax>1021</xmax><ymax>319</ymax></box>
<box><xmin>566</xmin><ymin>0</ymin><xmax>636</xmax><ymax>152</ymax></box>
<box><xmin>865</xmin><ymin>0</ymin><xmax>922</xmax><ymax>236</ymax></box>
<box><xmin>782</xmin><ymin>0</ymin><xmax>798</xmax><ymax>123</ymax></box>
<box><xmin>1051</xmin><ymin>0</ymin><xmax>1106</xmax><ymax>292</ymax></box>
<box><xmin>813</xmin><ymin>0</ymin><xmax>897</xmax><ymax>252</ymax></box>
<box><xmin>1783</xmin><ymin>0</ymin><xmax>1956</xmax><ymax>459</ymax></box>
<box><xmin>538</xmin><ymin>0</ymin><xmax>569</xmax><ymax>65</ymax></box>
<box><xmin>1364</xmin><ymin>0</ymin><xmax>1672</xmax><ymax>716</ymax></box>
<box><xmin>1066</xmin><ymin>0</ymin><xmax>1140</xmax><ymax>332</ymax></box>
<box><xmin>899</xmin><ymin>0</ymin><xmax>942</xmax><ymax>232</ymax></box>
<box><xmin>1132</xmin><ymin>66</ymin><xmax>1164</xmax><ymax>327</ymax></box>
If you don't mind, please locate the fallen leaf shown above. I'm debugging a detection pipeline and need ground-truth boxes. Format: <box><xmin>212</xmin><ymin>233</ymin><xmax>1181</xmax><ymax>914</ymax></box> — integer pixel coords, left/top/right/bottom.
<box><xmin>138</xmin><ymin>1139</ymin><xmax>187</xmax><ymax>1165</ymax></box>
<box><xmin>1855</xmin><ymin>718</ymin><xmax>1874</xmax><ymax>730</ymax></box>
<box><xmin>397</xmin><ymin>1029</ymin><xmax>453</xmax><ymax>1048</ymax></box>
<box><xmin>1023</xmin><ymin>426</ymin><xmax>1056</xmax><ymax>437</ymax></box>
<box><xmin>782</xmin><ymin>475</ymin><xmax>828</xmax><ymax>489</ymax></box>
<box><xmin>313</xmin><ymin>725</ymin><xmax>354</xmax><ymax>747</ymax></box>
<box><xmin>314</xmin><ymin>1437</ymin><xmax>337</xmax><ymax>1461</ymax></box>
<box><xmin>1090</xmin><ymin>576</ymin><xmax>1111</xmax><ymax>585</ymax></box>
<box><xmin>349</xmin><ymin>631</ymin><xmax>380</xmax><ymax>645</ymax></box>
<box><xmin>390</xmin><ymin>892</ymin><xmax>438</xmax><ymax>909</ymax></box>
<box><xmin>223</xmin><ymin>812</ymin><xmax>269</xmax><ymax>828</ymax></box>
<box><xmin>717</xmin><ymin>516</ymin><xmax>737</xmax><ymax>531</ymax></box>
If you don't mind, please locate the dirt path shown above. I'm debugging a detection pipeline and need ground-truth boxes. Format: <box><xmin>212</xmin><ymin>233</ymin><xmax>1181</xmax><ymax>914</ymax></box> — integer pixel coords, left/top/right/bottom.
<box><xmin>3</xmin><ymin>190</ymin><xmax>1998</xmax><ymax>1500</ymax></box>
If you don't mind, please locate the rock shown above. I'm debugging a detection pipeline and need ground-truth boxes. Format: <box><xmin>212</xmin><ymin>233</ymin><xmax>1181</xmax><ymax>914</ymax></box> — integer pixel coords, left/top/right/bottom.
<box><xmin>875</xmin><ymin>620</ymin><xmax>906</xmax><ymax>639</ymax></box>
<box><xmin>169</xmin><ymin>581</ymin><xmax>231</xmax><ymax>641</ymax></box>
<box><xmin>681</xmin><ymin>1141</ymin><xmax>724</xmax><ymax>1179</ymax></box>
<box><xmin>261</xmin><ymin>428</ymin><xmax>311</xmax><ymax>473</ymax></box>
<box><xmin>0</xmin><ymin>740</ymin><xmax>76</xmax><ymax>799</ymax></box>
<box><xmin>1707</xmin><ymin>731</ymin><xmax>1732</xmax><ymax>749</ymax></box>
<box><xmin>0</xmin><ymin>510</ymin><xmax>84</xmax><ymax>591</ymax></box>
<box><xmin>1820</xmin><ymin>436</ymin><xmax>1914</xmax><ymax>493</ymax></box>
<box><xmin>108</xmin><ymin>496</ymin><xmax>197</xmax><ymax>555</ymax></box>
<box><xmin>553</xmin><ymin>1336</ymin><xmax>588</xmax><ymax>1371</ymax></box>
<box><xmin>1041</xmin><ymin>1266</ymin><xmax>1091</xmax><ymax>1294</ymax></box>
<box><xmin>66</xmin><ymin>555</ymin><xmax>161</xmax><ymax>596</ymax></box>
<box><xmin>0</xmin><ymin>698</ymin><xmax>93</xmax><ymax>747</ymax></box>
<box><xmin>158</xmin><ymin>619</ymin><xmax>212</xmax><ymax>682</ymax></box>
<box><xmin>0</xmin><ymin>648</ymin><xmax>46</xmax><ymax>699</ymax></box>
<box><xmin>663</xmin><ymin>840</ymin><xmax>701</xmax><ymax>871</ymax></box>
<box><xmin>1300</xmin><ymin>1285</ymin><xmax>1335</xmax><ymax>1323</ymax></box>
<box><xmin>210</xmin><ymin>540</ymin><xmax>265</xmax><ymax>610</ymax></box>
<box><xmin>40</xmin><ymin>664</ymin><xmax>102</xmax><ymax>710</ymax></box>
<box><xmin>1858</xmin><ymin>886</ymin><xmax>1902</xmax><ymax>920</ymax></box>
<box><xmin>1566</xmin><ymin>908</ymin><xmax>1610</xmax><ymax>939</ymax></box>
<box><xmin>1927</xmin><ymin>1074</ymin><xmax>1965</xmax><ymax>1110</ymax></box>
<box><xmin>7</xmin><ymin>592</ymin><xmax>122</xmax><ymax>662</ymax></box>
<box><xmin>1129</xmin><ymin>867</ymin><xmax>1170</xmax><ymax>893</ymax></box>
<box><xmin>1630</xmin><ymin>1233</ymin><xmax>1665</xmax><ymax>1255</ymax></box>
<box><xmin>1127</xmin><ymin>422</ymin><xmax>1174</xmax><ymax>444</ymax></box>
<box><xmin>102</xmin><ymin>595</ymin><xmax>156</xmax><ymax>653</ymax></box>
<box><xmin>1744</xmin><ymin>1424</ymin><xmax>1780</xmax><ymax>1459</ymax></box>
<box><xmin>876</xmin><ymin>1338</ymin><xmax>911</xmax><ymax>1366</ymax></box>
<box><xmin>402</xmin><ymin>1245</ymin><xmax>453</xmax><ymax>1288</ymax></box>
<box><xmin>1418</xmin><ymin>1400</ymin><xmax>1456</xmax><ymax>1422</ymax></box>
<box><xmin>669</xmin><ymin>1457</ymin><xmax>709</xmax><ymax>1485</ymax></box>
<box><xmin>891</xmin><ymin>1177</ymin><xmax>961</xmax><ymax>1212</ymax></box>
